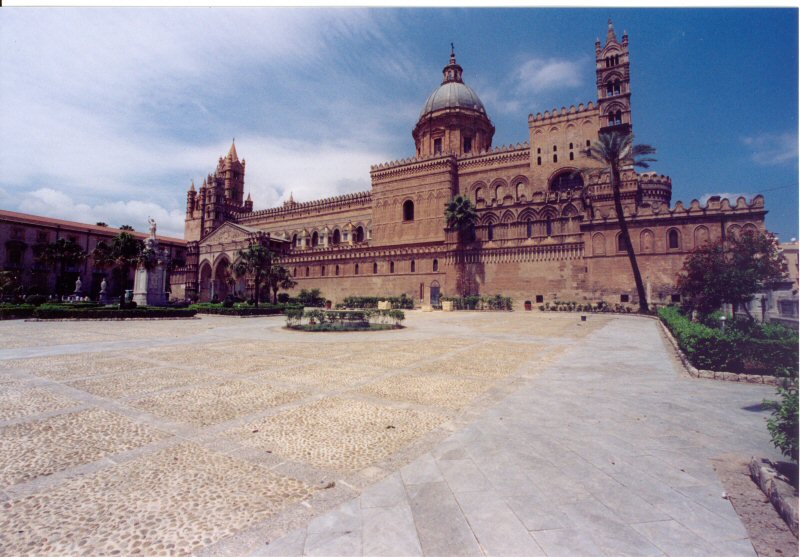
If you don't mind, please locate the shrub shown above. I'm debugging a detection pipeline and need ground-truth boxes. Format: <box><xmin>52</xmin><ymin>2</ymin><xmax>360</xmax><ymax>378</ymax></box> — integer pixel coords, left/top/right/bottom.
<box><xmin>341</xmin><ymin>294</ymin><xmax>414</xmax><ymax>309</ymax></box>
<box><xmin>32</xmin><ymin>307</ymin><xmax>197</xmax><ymax>319</ymax></box>
<box><xmin>0</xmin><ymin>304</ymin><xmax>35</xmax><ymax>320</ymax></box>
<box><xmin>297</xmin><ymin>288</ymin><xmax>326</xmax><ymax>307</ymax></box>
<box><xmin>24</xmin><ymin>294</ymin><xmax>47</xmax><ymax>306</ymax></box>
<box><xmin>764</xmin><ymin>372</ymin><xmax>798</xmax><ymax>462</ymax></box>
<box><xmin>658</xmin><ymin>306</ymin><xmax>798</xmax><ymax>374</ymax></box>
<box><xmin>189</xmin><ymin>303</ymin><xmax>300</xmax><ymax>316</ymax></box>
<box><xmin>440</xmin><ymin>295</ymin><xmax>512</xmax><ymax>311</ymax></box>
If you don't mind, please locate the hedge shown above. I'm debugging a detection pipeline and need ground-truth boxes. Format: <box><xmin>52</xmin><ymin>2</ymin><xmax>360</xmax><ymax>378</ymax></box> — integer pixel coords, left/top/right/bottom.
<box><xmin>0</xmin><ymin>304</ymin><xmax>36</xmax><ymax>320</ymax></box>
<box><xmin>340</xmin><ymin>294</ymin><xmax>414</xmax><ymax>309</ymax></box>
<box><xmin>32</xmin><ymin>307</ymin><xmax>198</xmax><ymax>319</ymax></box>
<box><xmin>440</xmin><ymin>295</ymin><xmax>513</xmax><ymax>311</ymax></box>
<box><xmin>658</xmin><ymin>306</ymin><xmax>797</xmax><ymax>375</ymax></box>
<box><xmin>286</xmin><ymin>308</ymin><xmax>405</xmax><ymax>330</ymax></box>
<box><xmin>189</xmin><ymin>303</ymin><xmax>301</xmax><ymax>316</ymax></box>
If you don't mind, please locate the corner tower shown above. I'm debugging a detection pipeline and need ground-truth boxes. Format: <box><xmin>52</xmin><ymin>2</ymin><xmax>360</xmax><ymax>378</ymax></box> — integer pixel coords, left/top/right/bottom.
<box><xmin>412</xmin><ymin>46</ymin><xmax>494</xmax><ymax>158</ymax></box>
<box><xmin>596</xmin><ymin>19</ymin><xmax>632</xmax><ymax>134</ymax></box>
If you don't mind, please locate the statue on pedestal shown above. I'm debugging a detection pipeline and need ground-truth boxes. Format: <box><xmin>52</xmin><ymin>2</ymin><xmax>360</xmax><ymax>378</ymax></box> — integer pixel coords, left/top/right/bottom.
<box><xmin>99</xmin><ymin>277</ymin><xmax>109</xmax><ymax>305</ymax></box>
<box><xmin>74</xmin><ymin>276</ymin><xmax>82</xmax><ymax>294</ymax></box>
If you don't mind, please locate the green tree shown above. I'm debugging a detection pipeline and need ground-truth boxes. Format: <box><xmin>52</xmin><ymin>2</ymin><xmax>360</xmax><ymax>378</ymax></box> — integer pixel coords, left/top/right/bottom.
<box><xmin>677</xmin><ymin>230</ymin><xmax>788</xmax><ymax>318</ymax></box>
<box><xmin>231</xmin><ymin>243</ymin><xmax>275</xmax><ymax>307</ymax></box>
<box><xmin>0</xmin><ymin>270</ymin><xmax>21</xmax><ymax>300</ymax></box>
<box><xmin>444</xmin><ymin>195</ymin><xmax>478</xmax><ymax>296</ymax></box>
<box><xmin>119</xmin><ymin>224</ymin><xmax>135</xmax><ymax>231</ymax></box>
<box><xmin>582</xmin><ymin>132</ymin><xmax>656</xmax><ymax>313</ymax></box>
<box><xmin>268</xmin><ymin>265</ymin><xmax>297</xmax><ymax>304</ymax></box>
<box><xmin>95</xmin><ymin>222</ymin><xmax>108</xmax><ymax>227</ymax></box>
<box><xmin>764</xmin><ymin>374</ymin><xmax>798</xmax><ymax>463</ymax></box>
<box><xmin>92</xmin><ymin>232</ymin><xmax>145</xmax><ymax>297</ymax></box>
<box><xmin>36</xmin><ymin>238</ymin><xmax>87</xmax><ymax>296</ymax></box>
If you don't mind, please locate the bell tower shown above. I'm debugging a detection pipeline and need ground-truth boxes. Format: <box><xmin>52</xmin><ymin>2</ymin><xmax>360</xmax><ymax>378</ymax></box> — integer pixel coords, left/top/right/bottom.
<box><xmin>596</xmin><ymin>19</ymin><xmax>632</xmax><ymax>134</ymax></box>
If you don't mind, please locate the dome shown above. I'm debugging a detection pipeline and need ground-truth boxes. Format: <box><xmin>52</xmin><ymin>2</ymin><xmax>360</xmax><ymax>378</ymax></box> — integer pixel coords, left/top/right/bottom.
<box><xmin>419</xmin><ymin>81</ymin><xmax>487</xmax><ymax>118</ymax></box>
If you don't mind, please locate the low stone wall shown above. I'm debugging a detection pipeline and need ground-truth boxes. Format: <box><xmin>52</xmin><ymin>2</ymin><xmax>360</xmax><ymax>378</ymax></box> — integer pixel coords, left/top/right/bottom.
<box><xmin>749</xmin><ymin>457</ymin><xmax>799</xmax><ymax>537</ymax></box>
<box><xmin>656</xmin><ymin>318</ymin><xmax>784</xmax><ymax>385</ymax></box>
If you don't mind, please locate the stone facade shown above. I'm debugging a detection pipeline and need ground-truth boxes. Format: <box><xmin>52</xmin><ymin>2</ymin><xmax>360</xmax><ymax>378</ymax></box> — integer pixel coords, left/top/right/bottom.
<box><xmin>175</xmin><ymin>20</ymin><xmax>768</xmax><ymax>307</ymax></box>
<box><xmin>0</xmin><ymin>210</ymin><xmax>186</xmax><ymax>300</ymax></box>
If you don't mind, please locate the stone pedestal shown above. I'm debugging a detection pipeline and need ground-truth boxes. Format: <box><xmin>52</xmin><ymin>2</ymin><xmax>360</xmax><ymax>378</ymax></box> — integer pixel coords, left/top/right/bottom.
<box><xmin>442</xmin><ymin>300</ymin><xmax>454</xmax><ymax>312</ymax></box>
<box><xmin>133</xmin><ymin>263</ymin><xmax>168</xmax><ymax>307</ymax></box>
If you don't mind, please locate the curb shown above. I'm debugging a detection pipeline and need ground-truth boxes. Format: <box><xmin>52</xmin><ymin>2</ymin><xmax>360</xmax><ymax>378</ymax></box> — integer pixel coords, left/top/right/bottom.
<box><xmin>656</xmin><ymin>319</ymin><xmax>783</xmax><ymax>386</ymax></box>
<box><xmin>749</xmin><ymin>457</ymin><xmax>799</xmax><ymax>537</ymax></box>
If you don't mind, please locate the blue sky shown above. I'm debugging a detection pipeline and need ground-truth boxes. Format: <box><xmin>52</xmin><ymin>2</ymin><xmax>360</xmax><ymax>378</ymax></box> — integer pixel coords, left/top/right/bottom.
<box><xmin>0</xmin><ymin>8</ymin><xmax>797</xmax><ymax>240</ymax></box>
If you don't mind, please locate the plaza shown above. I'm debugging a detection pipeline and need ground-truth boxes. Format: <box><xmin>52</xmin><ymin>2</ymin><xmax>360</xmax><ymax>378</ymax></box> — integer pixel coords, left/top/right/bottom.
<box><xmin>0</xmin><ymin>311</ymin><xmax>784</xmax><ymax>556</ymax></box>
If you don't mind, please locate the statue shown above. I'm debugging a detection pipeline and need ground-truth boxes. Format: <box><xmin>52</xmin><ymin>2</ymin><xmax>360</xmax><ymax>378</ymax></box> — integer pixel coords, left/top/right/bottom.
<box><xmin>99</xmin><ymin>277</ymin><xmax>109</xmax><ymax>305</ymax></box>
<box><xmin>74</xmin><ymin>276</ymin><xmax>82</xmax><ymax>294</ymax></box>
<box><xmin>147</xmin><ymin>217</ymin><xmax>157</xmax><ymax>241</ymax></box>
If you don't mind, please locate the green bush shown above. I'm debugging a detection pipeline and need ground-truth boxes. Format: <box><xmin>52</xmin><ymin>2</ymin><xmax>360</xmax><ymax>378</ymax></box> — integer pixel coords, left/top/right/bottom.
<box><xmin>189</xmin><ymin>303</ymin><xmax>300</xmax><ymax>316</ymax></box>
<box><xmin>24</xmin><ymin>294</ymin><xmax>47</xmax><ymax>306</ymax></box>
<box><xmin>658</xmin><ymin>306</ymin><xmax>798</xmax><ymax>374</ymax></box>
<box><xmin>341</xmin><ymin>294</ymin><xmax>414</xmax><ymax>309</ymax></box>
<box><xmin>440</xmin><ymin>295</ymin><xmax>512</xmax><ymax>311</ymax></box>
<box><xmin>764</xmin><ymin>372</ymin><xmax>798</xmax><ymax>462</ymax></box>
<box><xmin>32</xmin><ymin>307</ymin><xmax>197</xmax><ymax>319</ymax></box>
<box><xmin>0</xmin><ymin>304</ymin><xmax>35</xmax><ymax>320</ymax></box>
<box><xmin>286</xmin><ymin>308</ymin><xmax>404</xmax><ymax>330</ymax></box>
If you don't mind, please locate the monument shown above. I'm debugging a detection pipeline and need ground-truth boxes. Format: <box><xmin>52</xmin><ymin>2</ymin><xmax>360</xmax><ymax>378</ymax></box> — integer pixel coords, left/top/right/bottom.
<box><xmin>132</xmin><ymin>217</ymin><xmax>170</xmax><ymax>306</ymax></box>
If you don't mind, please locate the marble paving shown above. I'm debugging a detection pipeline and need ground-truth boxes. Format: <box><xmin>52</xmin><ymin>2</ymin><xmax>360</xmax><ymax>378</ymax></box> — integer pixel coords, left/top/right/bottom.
<box><xmin>0</xmin><ymin>311</ymin><xmax>783</xmax><ymax>556</ymax></box>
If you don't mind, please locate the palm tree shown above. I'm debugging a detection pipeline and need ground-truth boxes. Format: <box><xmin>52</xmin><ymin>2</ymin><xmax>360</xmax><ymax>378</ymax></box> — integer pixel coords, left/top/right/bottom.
<box><xmin>36</xmin><ymin>238</ymin><xmax>87</xmax><ymax>296</ymax></box>
<box><xmin>92</xmin><ymin>232</ymin><xmax>145</xmax><ymax>298</ymax></box>
<box><xmin>268</xmin><ymin>264</ymin><xmax>297</xmax><ymax>304</ymax></box>
<box><xmin>582</xmin><ymin>131</ymin><xmax>656</xmax><ymax>313</ymax></box>
<box><xmin>231</xmin><ymin>243</ymin><xmax>275</xmax><ymax>307</ymax></box>
<box><xmin>444</xmin><ymin>195</ymin><xmax>478</xmax><ymax>297</ymax></box>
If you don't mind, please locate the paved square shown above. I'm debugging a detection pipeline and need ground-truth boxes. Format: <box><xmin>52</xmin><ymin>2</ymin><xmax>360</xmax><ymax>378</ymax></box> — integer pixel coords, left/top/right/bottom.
<box><xmin>0</xmin><ymin>312</ymin><xmax>783</xmax><ymax>556</ymax></box>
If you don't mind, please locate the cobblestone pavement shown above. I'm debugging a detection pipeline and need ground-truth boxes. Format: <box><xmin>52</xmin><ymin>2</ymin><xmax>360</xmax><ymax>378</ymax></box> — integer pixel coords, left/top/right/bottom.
<box><xmin>0</xmin><ymin>312</ymin><xmax>780</xmax><ymax>556</ymax></box>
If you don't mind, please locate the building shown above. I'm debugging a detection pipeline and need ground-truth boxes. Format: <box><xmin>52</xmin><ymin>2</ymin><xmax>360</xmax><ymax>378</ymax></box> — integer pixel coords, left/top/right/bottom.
<box><xmin>173</xmin><ymin>19</ymin><xmax>768</xmax><ymax>307</ymax></box>
<box><xmin>0</xmin><ymin>209</ymin><xmax>186</xmax><ymax>299</ymax></box>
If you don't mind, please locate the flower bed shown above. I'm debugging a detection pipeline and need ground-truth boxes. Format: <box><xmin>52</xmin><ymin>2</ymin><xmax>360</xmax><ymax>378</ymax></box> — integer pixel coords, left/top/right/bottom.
<box><xmin>286</xmin><ymin>308</ymin><xmax>405</xmax><ymax>331</ymax></box>
<box><xmin>339</xmin><ymin>294</ymin><xmax>414</xmax><ymax>309</ymax></box>
<box><xmin>658</xmin><ymin>306</ymin><xmax>797</xmax><ymax>375</ymax></box>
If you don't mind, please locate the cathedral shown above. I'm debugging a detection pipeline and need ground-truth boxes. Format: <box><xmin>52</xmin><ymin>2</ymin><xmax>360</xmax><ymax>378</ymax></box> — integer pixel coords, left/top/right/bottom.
<box><xmin>171</xmin><ymin>20</ymin><xmax>767</xmax><ymax>307</ymax></box>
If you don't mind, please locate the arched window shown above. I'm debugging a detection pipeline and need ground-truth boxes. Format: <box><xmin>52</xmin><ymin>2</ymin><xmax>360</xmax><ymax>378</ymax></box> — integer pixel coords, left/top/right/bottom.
<box><xmin>569</xmin><ymin>152</ymin><xmax>574</xmax><ymax>160</ymax></box>
<box><xmin>403</xmin><ymin>200</ymin><xmax>414</xmax><ymax>221</ymax></box>
<box><xmin>553</xmin><ymin>145</ymin><xmax>557</xmax><ymax>152</ymax></box>
<box><xmin>549</xmin><ymin>170</ymin><xmax>584</xmax><ymax>192</ymax></box>
<box><xmin>292</xmin><ymin>234</ymin><xmax>298</xmax><ymax>247</ymax></box>
<box><xmin>433</xmin><ymin>259</ymin><xmax>439</xmax><ymax>272</ymax></box>
<box><xmin>569</xmin><ymin>142</ymin><xmax>573</xmax><ymax>149</ymax></box>
<box><xmin>526</xmin><ymin>220</ymin><xmax>533</xmax><ymax>238</ymax></box>
<box><xmin>390</xmin><ymin>261</ymin><xmax>395</xmax><ymax>273</ymax></box>
<box><xmin>487</xmin><ymin>223</ymin><xmax>494</xmax><ymax>241</ymax></box>
<box><xmin>335</xmin><ymin>265</ymin><xmax>340</xmax><ymax>276</ymax></box>
<box><xmin>373</xmin><ymin>262</ymin><xmax>378</xmax><ymax>274</ymax></box>
<box><xmin>293</xmin><ymin>267</ymin><xmax>297</xmax><ymax>277</ymax></box>
<box><xmin>546</xmin><ymin>217</ymin><xmax>553</xmax><ymax>237</ymax></box>
<box><xmin>355</xmin><ymin>263</ymin><xmax>360</xmax><ymax>275</ymax></box>
<box><xmin>537</xmin><ymin>157</ymin><xmax>542</xmax><ymax>166</ymax></box>
<box><xmin>354</xmin><ymin>226</ymin><xmax>365</xmax><ymax>243</ymax></box>
<box><xmin>586</xmin><ymin>139</ymin><xmax>591</xmax><ymax>147</ymax></box>
<box><xmin>537</xmin><ymin>147</ymin><xmax>541</xmax><ymax>154</ymax></box>
<box><xmin>321</xmin><ymin>265</ymin><xmax>326</xmax><ymax>276</ymax></box>
<box><xmin>311</xmin><ymin>231</ymin><xmax>319</xmax><ymax>247</ymax></box>
<box><xmin>553</xmin><ymin>154</ymin><xmax>558</xmax><ymax>163</ymax></box>
<box><xmin>305</xmin><ymin>267</ymin><xmax>310</xmax><ymax>277</ymax></box>
<box><xmin>411</xmin><ymin>260</ymin><xmax>416</xmax><ymax>273</ymax></box>
<box><xmin>332</xmin><ymin>229</ymin><xmax>341</xmax><ymax>245</ymax></box>
<box><xmin>668</xmin><ymin>229</ymin><xmax>680</xmax><ymax>249</ymax></box>
<box><xmin>617</xmin><ymin>234</ymin><xmax>627</xmax><ymax>252</ymax></box>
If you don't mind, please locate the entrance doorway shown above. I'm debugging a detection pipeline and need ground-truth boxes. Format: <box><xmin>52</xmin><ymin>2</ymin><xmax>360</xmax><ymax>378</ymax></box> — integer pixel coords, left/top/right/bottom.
<box><xmin>430</xmin><ymin>280</ymin><xmax>441</xmax><ymax>306</ymax></box>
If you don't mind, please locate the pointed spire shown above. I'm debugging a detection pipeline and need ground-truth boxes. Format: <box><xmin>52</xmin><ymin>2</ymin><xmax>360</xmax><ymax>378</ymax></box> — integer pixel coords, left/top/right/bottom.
<box><xmin>607</xmin><ymin>17</ymin><xmax>618</xmax><ymax>44</ymax></box>
<box><xmin>189</xmin><ymin>180</ymin><xmax>196</xmax><ymax>192</ymax></box>
<box><xmin>246</xmin><ymin>192</ymin><xmax>251</xmax><ymax>202</ymax></box>
<box><xmin>228</xmin><ymin>138</ymin><xmax>238</xmax><ymax>161</ymax></box>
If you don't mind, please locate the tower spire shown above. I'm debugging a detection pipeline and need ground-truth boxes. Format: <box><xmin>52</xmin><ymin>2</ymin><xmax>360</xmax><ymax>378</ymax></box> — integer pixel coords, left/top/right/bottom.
<box><xmin>442</xmin><ymin>43</ymin><xmax>463</xmax><ymax>84</ymax></box>
<box><xmin>228</xmin><ymin>139</ymin><xmax>238</xmax><ymax>161</ymax></box>
<box><xmin>607</xmin><ymin>17</ymin><xmax>618</xmax><ymax>44</ymax></box>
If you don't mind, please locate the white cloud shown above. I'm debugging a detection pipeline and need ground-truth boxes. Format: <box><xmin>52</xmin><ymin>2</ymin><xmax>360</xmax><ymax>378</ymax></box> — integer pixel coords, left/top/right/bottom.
<box><xmin>741</xmin><ymin>132</ymin><xmax>798</xmax><ymax>165</ymax></box>
<box><xmin>17</xmin><ymin>188</ymin><xmax>187</xmax><ymax>238</ymax></box>
<box><xmin>515</xmin><ymin>56</ymin><xmax>584</xmax><ymax>93</ymax></box>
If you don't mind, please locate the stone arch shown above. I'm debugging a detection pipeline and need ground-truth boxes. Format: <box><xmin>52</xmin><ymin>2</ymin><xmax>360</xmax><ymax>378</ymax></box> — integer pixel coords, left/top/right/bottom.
<box><xmin>480</xmin><ymin>212</ymin><xmax>499</xmax><ymax>225</ymax></box>
<box><xmin>212</xmin><ymin>254</ymin><xmax>232</xmax><ymax>301</ymax></box>
<box><xmin>548</xmin><ymin>168</ymin><xmax>584</xmax><ymax>192</ymax></box>
<box><xmin>640</xmin><ymin>229</ymin><xmax>655</xmax><ymax>253</ymax></box>
<box><xmin>540</xmin><ymin>205</ymin><xmax>558</xmax><ymax>219</ymax></box>
<box><xmin>500</xmin><ymin>210</ymin><xmax>516</xmax><ymax>224</ymax></box>
<box><xmin>561</xmin><ymin>204</ymin><xmax>579</xmax><ymax>218</ymax></box>
<box><xmin>403</xmin><ymin>199</ymin><xmax>415</xmax><ymax>221</ymax></box>
<box><xmin>743</xmin><ymin>223</ymin><xmax>759</xmax><ymax>236</ymax></box>
<box><xmin>198</xmin><ymin>260</ymin><xmax>213</xmax><ymax>302</ymax></box>
<box><xmin>693</xmin><ymin>225</ymin><xmax>710</xmax><ymax>248</ymax></box>
<box><xmin>511</xmin><ymin>175</ymin><xmax>529</xmax><ymax>201</ymax></box>
<box><xmin>311</xmin><ymin>230</ymin><xmax>320</xmax><ymax>248</ymax></box>
<box><xmin>490</xmin><ymin>179</ymin><xmax>508</xmax><ymax>203</ymax></box>
<box><xmin>592</xmin><ymin>233</ymin><xmax>606</xmax><ymax>256</ymax></box>
<box><xmin>518</xmin><ymin>207</ymin><xmax>538</xmax><ymax>222</ymax></box>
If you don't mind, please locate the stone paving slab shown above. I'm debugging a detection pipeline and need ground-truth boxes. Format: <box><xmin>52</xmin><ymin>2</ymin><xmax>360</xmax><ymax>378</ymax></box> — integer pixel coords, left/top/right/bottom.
<box><xmin>0</xmin><ymin>312</ymin><xmax>785</xmax><ymax>556</ymax></box>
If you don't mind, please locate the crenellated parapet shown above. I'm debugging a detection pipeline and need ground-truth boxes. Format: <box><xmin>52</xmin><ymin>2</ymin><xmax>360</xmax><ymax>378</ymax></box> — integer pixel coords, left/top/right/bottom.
<box><xmin>235</xmin><ymin>191</ymin><xmax>372</xmax><ymax>223</ymax></box>
<box><xmin>528</xmin><ymin>102</ymin><xmax>597</xmax><ymax>125</ymax></box>
<box><xmin>370</xmin><ymin>153</ymin><xmax>456</xmax><ymax>181</ymax></box>
<box><xmin>638</xmin><ymin>171</ymin><xmax>672</xmax><ymax>206</ymax></box>
<box><xmin>456</xmin><ymin>144</ymin><xmax>530</xmax><ymax>171</ymax></box>
<box><xmin>588</xmin><ymin>194</ymin><xmax>766</xmax><ymax>223</ymax></box>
